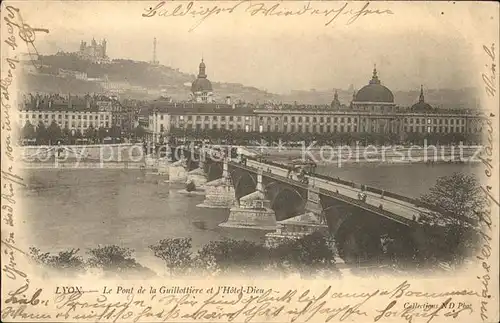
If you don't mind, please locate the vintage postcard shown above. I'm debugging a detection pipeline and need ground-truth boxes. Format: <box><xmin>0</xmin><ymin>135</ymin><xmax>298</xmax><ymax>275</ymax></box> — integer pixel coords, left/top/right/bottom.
<box><xmin>1</xmin><ymin>0</ymin><xmax>499</xmax><ymax>322</ymax></box>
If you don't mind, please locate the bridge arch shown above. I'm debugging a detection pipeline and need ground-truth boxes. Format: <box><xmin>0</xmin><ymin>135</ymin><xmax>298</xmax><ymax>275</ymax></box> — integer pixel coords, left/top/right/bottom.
<box><xmin>265</xmin><ymin>181</ymin><xmax>306</xmax><ymax>221</ymax></box>
<box><xmin>231</xmin><ymin>170</ymin><xmax>257</xmax><ymax>200</ymax></box>
<box><xmin>206</xmin><ymin>163</ymin><xmax>223</xmax><ymax>181</ymax></box>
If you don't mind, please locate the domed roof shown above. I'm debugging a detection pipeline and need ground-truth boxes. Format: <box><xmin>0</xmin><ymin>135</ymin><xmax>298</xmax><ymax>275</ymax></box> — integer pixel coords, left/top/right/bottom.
<box><xmin>411</xmin><ymin>85</ymin><xmax>434</xmax><ymax>111</ymax></box>
<box><xmin>354</xmin><ymin>67</ymin><xmax>394</xmax><ymax>103</ymax></box>
<box><xmin>191</xmin><ymin>78</ymin><xmax>212</xmax><ymax>92</ymax></box>
<box><xmin>191</xmin><ymin>58</ymin><xmax>212</xmax><ymax>92</ymax></box>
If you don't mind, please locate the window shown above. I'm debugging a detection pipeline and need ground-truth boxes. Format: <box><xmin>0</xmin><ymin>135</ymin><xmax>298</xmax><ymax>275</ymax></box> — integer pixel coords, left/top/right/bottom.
<box><xmin>204</xmin><ymin>116</ymin><xmax>209</xmax><ymax>121</ymax></box>
<box><xmin>78</xmin><ymin>115</ymin><xmax>82</xmax><ymax>120</ymax></box>
<box><xmin>327</xmin><ymin>117</ymin><xmax>331</xmax><ymax>123</ymax></box>
<box><xmin>160</xmin><ymin>124</ymin><xmax>164</xmax><ymax>132</ymax></box>
<box><xmin>334</xmin><ymin>117</ymin><xmax>338</xmax><ymax>123</ymax></box>
<box><xmin>187</xmin><ymin>116</ymin><xmax>192</xmax><ymax>121</ymax></box>
<box><xmin>348</xmin><ymin>117</ymin><xmax>351</xmax><ymax>123</ymax></box>
<box><xmin>450</xmin><ymin>119</ymin><xmax>454</xmax><ymax>125</ymax></box>
<box><xmin>320</xmin><ymin>117</ymin><xmax>324</xmax><ymax>122</ymax></box>
<box><xmin>229</xmin><ymin>116</ymin><xmax>234</xmax><ymax>121</ymax></box>
<box><xmin>416</xmin><ymin>119</ymin><xmax>420</xmax><ymax>124</ymax></box>
<box><xmin>433</xmin><ymin>119</ymin><xmax>437</xmax><ymax>124</ymax></box>
<box><xmin>354</xmin><ymin>118</ymin><xmax>357</xmax><ymax>123</ymax></box>
<box><xmin>341</xmin><ymin>117</ymin><xmax>344</xmax><ymax>123</ymax></box>
<box><xmin>291</xmin><ymin>116</ymin><xmax>295</xmax><ymax>122</ymax></box>
<box><xmin>306</xmin><ymin>117</ymin><xmax>310</xmax><ymax>122</ymax></box>
<box><xmin>298</xmin><ymin>117</ymin><xmax>302</xmax><ymax>122</ymax></box>
<box><xmin>160</xmin><ymin>115</ymin><xmax>164</xmax><ymax>120</ymax></box>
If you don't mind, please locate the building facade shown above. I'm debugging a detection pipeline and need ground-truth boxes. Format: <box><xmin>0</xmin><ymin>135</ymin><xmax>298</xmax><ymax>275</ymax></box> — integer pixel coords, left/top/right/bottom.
<box><xmin>18</xmin><ymin>94</ymin><xmax>113</xmax><ymax>133</ymax></box>
<box><xmin>145</xmin><ymin>66</ymin><xmax>486</xmax><ymax>143</ymax></box>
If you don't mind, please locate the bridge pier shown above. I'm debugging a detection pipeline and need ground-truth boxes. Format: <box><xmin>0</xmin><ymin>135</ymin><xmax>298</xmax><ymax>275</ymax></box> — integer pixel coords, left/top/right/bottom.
<box><xmin>197</xmin><ymin>158</ymin><xmax>236</xmax><ymax>208</ymax></box>
<box><xmin>157</xmin><ymin>143</ymin><xmax>172</xmax><ymax>175</ymax></box>
<box><xmin>265</xmin><ymin>181</ymin><xmax>332</xmax><ymax>248</ymax></box>
<box><xmin>219</xmin><ymin>169</ymin><xmax>276</xmax><ymax>230</ymax></box>
<box><xmin>186</xmin><ymin>152</ymin><xmax>207</xmax><ymax>189</ymax></box>
<box><xmin>168</xmin><ymin>149</ymin><xmax>187</xmax><ymax>183</ymax></box>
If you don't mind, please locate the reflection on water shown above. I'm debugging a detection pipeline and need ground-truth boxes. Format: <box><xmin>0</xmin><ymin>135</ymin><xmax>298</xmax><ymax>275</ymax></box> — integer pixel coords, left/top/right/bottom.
<box><xmin>20</xmin><ymin>163</ymin><xmax>479</xmax><ymax>269</ymax></box>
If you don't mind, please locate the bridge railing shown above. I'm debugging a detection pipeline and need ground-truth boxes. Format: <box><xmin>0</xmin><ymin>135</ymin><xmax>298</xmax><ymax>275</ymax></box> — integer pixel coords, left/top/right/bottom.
<box><xmin>318</xmin><ymin>187</ymin><xmax>414</xmax><ymax>226</ymax></box>
<box><xmin>245</xmin><ymin>155</ymin><xmax>429</xmax><ymax>210</ymax></box>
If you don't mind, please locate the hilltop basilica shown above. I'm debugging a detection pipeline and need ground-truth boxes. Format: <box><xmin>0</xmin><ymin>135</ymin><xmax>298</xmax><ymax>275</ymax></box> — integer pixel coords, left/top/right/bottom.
<box><xmin>78</xmin><ymin>38</ymin><xmax>109</xmax><ymax>63</ymax></box>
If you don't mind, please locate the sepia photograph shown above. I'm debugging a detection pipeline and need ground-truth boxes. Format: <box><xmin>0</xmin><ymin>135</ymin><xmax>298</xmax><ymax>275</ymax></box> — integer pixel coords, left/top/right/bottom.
<box><xmin>1</xmin><ymin>1</ymin><xmax>499</xmax><ymax>322</ymax></box>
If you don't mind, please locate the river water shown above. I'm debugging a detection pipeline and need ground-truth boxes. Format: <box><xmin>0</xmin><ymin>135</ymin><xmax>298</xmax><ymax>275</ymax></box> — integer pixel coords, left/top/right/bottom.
<box><xmin>20</xmin><ymin>162</ymin><xmax>480</xmax><ymax>272</ymax></box>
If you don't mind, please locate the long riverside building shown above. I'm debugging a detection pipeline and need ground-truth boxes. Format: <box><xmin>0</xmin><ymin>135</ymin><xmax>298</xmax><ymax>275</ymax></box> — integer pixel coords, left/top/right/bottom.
<box><xmin>145</xmin><ymin>61</ymin><xmax>486</xmax><ymax>143</ymax></box>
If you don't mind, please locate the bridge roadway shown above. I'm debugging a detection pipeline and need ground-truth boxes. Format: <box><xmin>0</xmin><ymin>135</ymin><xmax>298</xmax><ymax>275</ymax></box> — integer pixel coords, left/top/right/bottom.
<box><xmin>228</xmin><ymin>158</ymin><xmax>428</xmax><ymax>227</ymax></box>
<box><xmin>181</xmin><ymin>145</ymin><xmax>431</xmax><ymax>226</ymax></box>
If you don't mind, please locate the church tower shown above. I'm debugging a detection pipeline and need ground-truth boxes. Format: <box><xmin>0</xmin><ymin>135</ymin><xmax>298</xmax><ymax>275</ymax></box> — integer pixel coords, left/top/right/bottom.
<box><xmin>191</xmin><ymin>58</ymin><xmax>213</xmax><ymax>103</ymax></box>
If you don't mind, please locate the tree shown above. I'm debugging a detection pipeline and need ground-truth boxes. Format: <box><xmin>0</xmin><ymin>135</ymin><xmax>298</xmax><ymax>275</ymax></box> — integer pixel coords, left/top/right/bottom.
<box><xmin>29</xmin><ymin>247</ymin><xmax>85</xmax><ymax>274</ymax></box>
<box><xmin>22</xmin><ymin>121</ymin><xmax>36</xmax><ymax>139</ymax></box>
<box><xmin>36</xmin><ymin>121</ymin><xmax>48</xmax><ymax>145</ymax></box>
<box><xmin>420</xmin><ymin>172</ymin><xmax>485</xmax><ymax>226</ymax></box>
<box><xmin>270</xmin><ymin>232</ymin><xmax>339</xmax><ymax>277</ymax></box>
<box><xmin>86</xmin><ymin>245</ymin><xmax>154</xmax><ymax>278</ymax></box>
<box><xmin>109</xmin><ymin>125</ymin><xmax>122</xmax><ymax>138</ymax></box>
<box><xmin>134</xmin><ymin>125</ymin><xmax>146</xmax><ymax>139</ymax></box>
<box><xmin>84</xmin><ymin>125</ymin><xmax>97</xmax><ymax>143</ymax></box>
<box><xmin>194</xmin><ymin>238</ymin><xmax>269</xmax><ymax>274</ymax></box>
<box><xmin>47</xmin><ymin>121</ymin><xmax>62</xmax><ymax>145</ymax></box>
<box><xmin>415</xmin><ymin>172</ymin><xmax>485</xmax><ymax>267</ymax></box>
<box><xmin>149</xmin><ymin>238</ymin><xmax>192</xmax><ymax>276</ymax></box>
<box><xmin>98</xmin><ymin>126</ymin><xmax>108</xmax><ymax>142</ymax></box>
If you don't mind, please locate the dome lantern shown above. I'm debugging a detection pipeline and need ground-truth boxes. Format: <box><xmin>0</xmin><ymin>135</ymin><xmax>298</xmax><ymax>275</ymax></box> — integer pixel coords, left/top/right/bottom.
<box><xmin>353</xmin><ymin>66</ymin><xmax>394</xmax><ymax>103</ymax></box>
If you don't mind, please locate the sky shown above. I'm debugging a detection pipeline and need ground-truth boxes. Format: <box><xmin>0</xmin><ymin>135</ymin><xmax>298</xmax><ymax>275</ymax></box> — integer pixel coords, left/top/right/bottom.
<box><xmin>6</xmin><ymin>0</ymin><xmax>499</xmax><ymax>94</ymax></box>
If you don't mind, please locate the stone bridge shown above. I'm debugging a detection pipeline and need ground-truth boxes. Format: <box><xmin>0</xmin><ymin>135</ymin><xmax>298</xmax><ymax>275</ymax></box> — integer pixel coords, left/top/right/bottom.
<box><xmin>169</xmin><ymin>145</ymin><xmax>432</xmax><ymax>264</ymax></box>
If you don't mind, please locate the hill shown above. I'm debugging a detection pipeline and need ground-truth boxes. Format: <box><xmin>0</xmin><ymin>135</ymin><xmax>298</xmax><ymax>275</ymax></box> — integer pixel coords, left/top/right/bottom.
<box><xmin>21</xmin><ymin>53</ymin><xmax>479</xmax><ymax>109</ymax></box>
<box><xmin>21</xmin><ymin>53</ymin><xmax>280</xmax><ymax>103</ymax></box>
